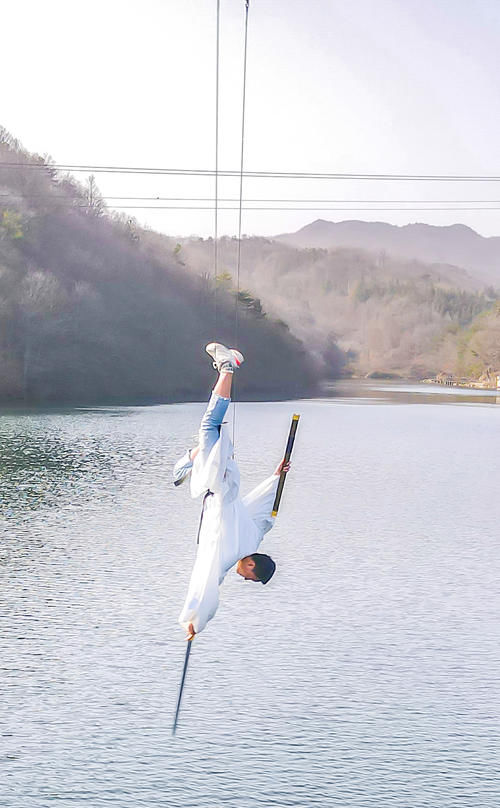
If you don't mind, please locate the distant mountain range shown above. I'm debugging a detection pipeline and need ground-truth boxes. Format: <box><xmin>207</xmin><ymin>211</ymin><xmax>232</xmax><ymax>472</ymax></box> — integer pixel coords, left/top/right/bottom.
<box><xmin>277</xmin><ymin>220</ymin><xmax>500</xmax><ymax>288</ymax></box>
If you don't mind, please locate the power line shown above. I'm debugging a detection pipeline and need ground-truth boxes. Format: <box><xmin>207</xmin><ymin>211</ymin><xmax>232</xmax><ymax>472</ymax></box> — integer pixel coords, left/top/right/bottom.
<box><xmin>89</xmin><ymin>196</ymin><xmax>500</xmax><ymax>204</ymax></box>
<box><xmin>4</xmin><ymin>196</ymin><xmax>500</xmax><ymax>212</ymax></box>
<box><xmin>83</xmin><ymin>204</ymin><xmax>500</xmax><ymax>211</ymax></box>
<box><xmin>4</xmin><ymin>161</ymin><xmax>500</xmax><ymax>181</ymax></box>
<box><xmin>214</xmin><ymin>0</ymin><xmax>220</xmax><ymax>333</ymax></box>
<box><xmin>6</xmin><ymin>193</ymin><xmax>500</xmax><ymax>203</ymax></box>
<box><xmin>232</xmin><ymin>0</ymin><xmax>250</xmax><ymax>447</ymax></box>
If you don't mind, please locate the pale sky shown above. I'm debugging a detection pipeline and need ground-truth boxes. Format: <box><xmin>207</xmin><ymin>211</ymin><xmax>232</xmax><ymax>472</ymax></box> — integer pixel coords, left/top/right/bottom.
<box><xmin>3</xmin><ymin>0</ymin><xmax>500</xmax><ymax>237</ymax></box>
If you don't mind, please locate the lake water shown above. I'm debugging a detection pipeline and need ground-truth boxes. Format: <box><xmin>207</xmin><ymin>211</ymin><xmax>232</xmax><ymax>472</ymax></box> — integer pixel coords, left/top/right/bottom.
<box><xmin>1</xmin><ymin>383</ymin><xmax>499</xmax><ymax>807</ymax></box>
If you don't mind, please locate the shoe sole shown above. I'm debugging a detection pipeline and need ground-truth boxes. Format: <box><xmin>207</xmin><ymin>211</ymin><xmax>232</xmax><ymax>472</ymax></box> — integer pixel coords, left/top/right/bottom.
<box><xmin>205</xmin><ymin>343</ymin><xmax>244</xmax><ymax>369</ymax></box>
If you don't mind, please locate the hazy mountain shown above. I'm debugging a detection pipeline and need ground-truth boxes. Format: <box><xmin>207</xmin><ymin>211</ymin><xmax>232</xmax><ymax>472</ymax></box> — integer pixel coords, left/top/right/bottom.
<box><xmin>175</xmin><ymin>235</ymin><xmax>497</xmax><ymax>379</ymax></box>
<box><xmin>277</xmin><ymin>219</ymin><xmax>500</xmax><ymax>287</ymax></box>
<box><xmin>0</xmin><ymin>127</ymin><xmax>317</xmax><ymax>403</ymax></box>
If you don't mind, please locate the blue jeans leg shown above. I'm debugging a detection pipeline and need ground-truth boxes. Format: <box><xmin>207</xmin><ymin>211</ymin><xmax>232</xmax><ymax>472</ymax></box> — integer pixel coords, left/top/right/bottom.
<box><xmin>198</xmin><ymin>392</ymin><xmax>230</xmax><ymax>464</ymax></box>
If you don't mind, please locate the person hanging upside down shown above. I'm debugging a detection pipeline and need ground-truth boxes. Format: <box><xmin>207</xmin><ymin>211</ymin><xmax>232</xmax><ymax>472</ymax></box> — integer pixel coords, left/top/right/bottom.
<box><xmin>173</xmin><ymin>343</ymin><xmax>290</xmax><ymax>640</ymax></box>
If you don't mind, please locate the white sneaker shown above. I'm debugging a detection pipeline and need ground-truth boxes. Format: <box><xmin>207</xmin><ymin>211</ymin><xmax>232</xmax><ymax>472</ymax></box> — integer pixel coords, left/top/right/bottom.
<box><xmin>205</xmin><ymin>342</ymin><xmax>244</xmax><ymax>373</ymax></box>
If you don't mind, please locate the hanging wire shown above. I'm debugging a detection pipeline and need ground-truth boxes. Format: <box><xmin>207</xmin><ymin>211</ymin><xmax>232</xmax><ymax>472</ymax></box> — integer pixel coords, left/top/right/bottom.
<box><xmin>25</xmin><ymin>203</ymin><xmax>500</xmax><ymax>212</ymax></box>
<box><xmin>6</xmin><ymin>193</ymin><xmax>500</xmax><ymax>203</ymax></box>
<box><xmin>6</xmin><ymin>162</ymin><xmax>500</xmax><ymax>182</ymax></box>
<box><xmin>232</xmin><ymin>0</ymin><xmax>250</xmax><ymax>446</ymax></box>
<box><xmin>5</xmin><ymin>190</ymin><xmax>500</xmax><ymax>211</ymax></box>
<box><xmin>214</xmin><ymin>0</ymin><xmax>220</xmax><ymax>337</ymax></box>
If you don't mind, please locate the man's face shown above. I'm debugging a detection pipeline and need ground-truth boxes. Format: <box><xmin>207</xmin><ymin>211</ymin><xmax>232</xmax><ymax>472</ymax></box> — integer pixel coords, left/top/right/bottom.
<box><xmin>236</xmin><ymin>556</ymin><xmax>259</xmax><ymax>582</ymax></box>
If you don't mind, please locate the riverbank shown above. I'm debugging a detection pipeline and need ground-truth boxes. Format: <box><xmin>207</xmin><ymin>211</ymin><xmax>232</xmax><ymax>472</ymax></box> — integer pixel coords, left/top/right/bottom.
<box><xmin>422</xmin><ymin>371</ymin><xmax>500</xmax><ymax>390</ymax></box>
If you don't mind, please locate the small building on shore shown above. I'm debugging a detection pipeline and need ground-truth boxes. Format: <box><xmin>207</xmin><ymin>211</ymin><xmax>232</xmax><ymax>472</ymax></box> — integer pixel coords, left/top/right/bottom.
<box><xmin>423</xmin><ymin>369</ymin><xmax>500</xmax><ymax>389</ymax></box>
<box><xmin>435</xmin><ymin>372</ymin><xmax>457</xmax><ymax>386</ymax></box>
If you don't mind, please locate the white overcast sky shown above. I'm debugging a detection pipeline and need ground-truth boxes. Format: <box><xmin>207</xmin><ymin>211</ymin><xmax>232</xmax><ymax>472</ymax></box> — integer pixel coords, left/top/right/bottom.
<box><xmin>3</xmin><ymin>0</ymin><xmax>500</xmax><ymax>237</ymax></box>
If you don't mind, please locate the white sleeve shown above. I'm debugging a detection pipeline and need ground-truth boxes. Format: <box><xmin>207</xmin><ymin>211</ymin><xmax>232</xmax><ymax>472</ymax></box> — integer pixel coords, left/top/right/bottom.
<box><xmin>178</xmin><ymin>532</ymin><xmax>220</xmax><ymax>635</ymax></box>
<box><xmin>242</xmin><ymin>474</ymin><xmax>279</xmax><ymax>538</ymax></box>
<box><xmin>173</xmin><ymin>449</ymin><xmax>193</xmax><ymax>486</ymax></box>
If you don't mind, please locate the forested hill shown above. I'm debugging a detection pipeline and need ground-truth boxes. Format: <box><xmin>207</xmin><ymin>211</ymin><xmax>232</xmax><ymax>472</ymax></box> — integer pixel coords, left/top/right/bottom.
<box><xmin>0</xmin><ymin>129</ymin><xmax>317</xmax><ymax>403</ymax></box>
<box><xmin>174</xmin><ymin>235</ymin><xmax>499</xmax><ymax>379</ymax></box>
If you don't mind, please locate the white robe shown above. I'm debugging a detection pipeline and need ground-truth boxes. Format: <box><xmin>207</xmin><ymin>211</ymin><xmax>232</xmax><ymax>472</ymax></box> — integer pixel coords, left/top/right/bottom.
<box><xmin>178</xmin><ymin>424</ymin><xmax>278</xmax><ymax>634</ymax></box>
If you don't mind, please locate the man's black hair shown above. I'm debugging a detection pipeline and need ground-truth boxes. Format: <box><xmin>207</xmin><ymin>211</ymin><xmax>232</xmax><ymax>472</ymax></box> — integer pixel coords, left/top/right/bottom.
<box><xmin>250</xmin><ymin>553</ymin><xmax>276</xmax><ymax>585</ymax></box>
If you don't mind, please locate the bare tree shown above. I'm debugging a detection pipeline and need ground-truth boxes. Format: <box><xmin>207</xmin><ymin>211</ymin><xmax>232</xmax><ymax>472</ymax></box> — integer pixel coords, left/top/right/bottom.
<box><xmin>85</xmin><ymin>175</ymin><xmax>105</xmax><ymax>216</ymax></box>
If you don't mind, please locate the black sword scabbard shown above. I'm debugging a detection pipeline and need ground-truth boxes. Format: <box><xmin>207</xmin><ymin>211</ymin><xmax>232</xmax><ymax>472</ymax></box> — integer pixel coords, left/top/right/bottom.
<box><xmin>271</xmin><ymin>413</ymin><xmax>300</xmax><ymax>518</ymax></box>
<box><xmin>172</xmin><ymin>637</ymin><xmax>193</xmax><ymax>735</ymax></box>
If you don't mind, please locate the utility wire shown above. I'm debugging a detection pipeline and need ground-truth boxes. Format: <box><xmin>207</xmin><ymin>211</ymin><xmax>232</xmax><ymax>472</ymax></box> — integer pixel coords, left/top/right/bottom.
<box><xmin>4</xmin><ymin>191</ymin><xmax>500</xmax><ymax>211</ymax></box>
<box><xmin>6</xmin><ymin>194</ymin><xmax>500</xmax><ymax>203</ymax></box>
<box><xmin>233</xmin><ymin>0</ymin><xmax>250</xmax><ymax>447</ymax></box>
<box><xmin>22</xmin><ymin>204</ymin><xmax>500</xmax><ymax>211</ymax></box>
<box><xmin>106</xmin><ymin>205</ymin><xmax>500</xmax><ymax>211</ymax></box>
<box><xmin>4</xmin><ymin>161</ymin><xmax>500</xmax><ymax>181</ymax></box>
<box><xmin>214</xmin><ymin>0</ymin><xmax>220</xmax><ymax>337</ymax></box>
<box><xmin>69</xmin><ymin>196</ymin><xmax>500</xmax><ymax>204</ymax></box>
